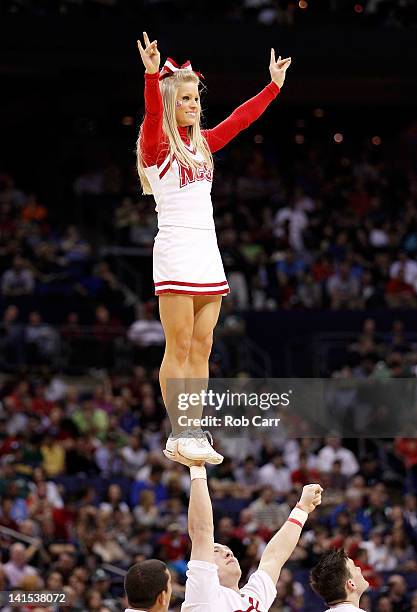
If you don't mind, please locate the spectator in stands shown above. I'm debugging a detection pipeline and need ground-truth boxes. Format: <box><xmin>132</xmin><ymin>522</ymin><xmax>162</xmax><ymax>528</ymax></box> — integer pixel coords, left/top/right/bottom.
<box><xmin>27</xmin><ymin>468</ymin><xmax>63</xmax><ymax>508</ymax></box>
<box><xmin>219</xmin><ymin>229</ymin><xmax>250</xmax><ymax>309</ymax></box>
<box><xmin>326</xmin><ymin>262</ymin><xmax>362</xmax><ymax>310</ymax></box>
<box><xmin>390</xmin><ymin>251</ymin><xmax>417</xmax><ymax>292</ymax></box>
<box><xmin>60</xmin><ymin>225</ymin><xmax>91</xmax><ymax>263</ymax></box>
<box><xmin>130</xmin><ymin>464</ymin><xmax>168</xmax><ymax>507</ymax></box>
<box><xmin>25</xmin><ymin>311</ymin><xmax>59</xmax><ymax>364</ymax></box>
<box><xmin>330</xmin><ymin>487</ymin><xmax>372</xmax><ymax>537</ymax></box>
<box><xmin>92</xmin><ymin>528</ymin><xmax>125</xmax><ymax>564</ymax></box>
<box><xmin>317</xmin><ymin>436</ymin><xmax>359</xmax><ymax>477</ymax></box>
<box><xmin>21</xmin><ymin>193</ymin><xmax>47</xmax><ymax>223</ymax></box>
<box><xmin>258</xmin><ymin>451</ymin><xmax>292</xmax><ymax>495</ymax></box>
<box><xmin>274</xmin><ymin>200</ymin><xmax>308</xmax><ymax>252</ymax></box>
<box><xmin>234</xmin><ymin>455</ymin><xmax>260</xmax><ymax>496</ymax></box>
<box><xmin>296</xmin><ymin>271</ymin><xmax>322</xmax><ymax>308</ymax></box>
<box><xmin>44</xmin><ymin>571</ymin><xmax>64</xmax><ymax>594</ymax></box>
<box><xmin>1</xmin><ymin>255</ymin><xmax>34</xmax><ymax>297</ymax></box>
<box><xmin>91</xmin><ymin>569</ymin><xmax>116</xmax><ymax>612</ymax></box>
<box><xmin>91</xmin><ymin>305</ymin><xmax>124</xmax><ymax>368</ymax></box>
<box><xmin>133</xmin><ymin>489</ymin><xmax>159</xmax><ymax>528</ymax></box>
<box><xmin>248</xmin><ymin>485</ymin><xmax>288</xmax><ymax>531</ymax></box>
<box><xmin>0</xmin><ymin>304</ymin><xmax>25</xmax><ymax>366</ymax></box>
<box><xmin>389</xmin><ymin>527</ymin><xmax>417</xmax><ymax>571</ymax></box>
<box><xmin>127</xmin><ymin>301</ymin><xmax>165</xmax><ymax>368</ymax></box>
<box><xmin>274</xmin><ymin>567</ymin><xmax>305</xmax><ymax>610</ymax></box>
<box><xmin>72</xmin><ymin>398</ymin><xmax>109</xmax><ymax>440</ymax></box>
<box><xmin>158</xmin><ymin>522</ymin><xmax>189</xmax><ymax>564</ymax></box>
<box><xmin>40</xmin><ymin>434</ymin><xmax>66</xmax><ymax>478</ymax></box>
<box><xmin>95</xmin><ymin>433</ymin><xmax>123</xmax><ymax>476</ymax></box>
<box><xmin>3</xmin><ymin>542</ymin><xmax>38</xmax><ymax>588</ymax></box>
<box><xmin>291</xmin><ymin>452</ymin><xmax>321</xmax><ymax>486</ymax></box>
<box><xmin>387</xmin><ymin>574</ymin><xmax>411</xmax><ymax>610</ymax></box>
<box><xmin>100</xmin><ymin>484</ymin><xmax>129</xmax><ymax>515</ymax></box>
<box><xmin>120</xmin><ymin>434</ymin><xmax>147</xmax><ymax>477</ymax></box>
<box><xmin>361</xmin><ymin>527</ymin><xmax>395</xmax><ymax>571</ymax></box>
<box><xmin>385</xmin><ymin>266</ymin><xmax>417</xmax><ymax>308</ymax></box>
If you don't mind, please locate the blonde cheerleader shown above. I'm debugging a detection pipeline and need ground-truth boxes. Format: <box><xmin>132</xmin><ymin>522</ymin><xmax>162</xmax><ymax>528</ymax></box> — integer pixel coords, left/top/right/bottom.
<box><xmin>137</xmin><ymin>31</ymin><xmax>291</xmax><ymax>463</ymax></box>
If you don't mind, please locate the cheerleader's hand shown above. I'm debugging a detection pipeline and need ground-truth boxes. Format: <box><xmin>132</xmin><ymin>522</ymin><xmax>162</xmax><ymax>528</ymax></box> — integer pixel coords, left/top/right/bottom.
<box><xmin>269</xmin><ymin>49</ymin><xmax>292</xmax><ymax>89</ymax></box>
<box><xmin>137</xmin><ymin>31</ymin><xmax>160</xmax><ymax>75</ymax></box>
<box><xmin>163</xmin><ymin>448</ymin><xmax>205</xmax><ymax>468</ymax></box>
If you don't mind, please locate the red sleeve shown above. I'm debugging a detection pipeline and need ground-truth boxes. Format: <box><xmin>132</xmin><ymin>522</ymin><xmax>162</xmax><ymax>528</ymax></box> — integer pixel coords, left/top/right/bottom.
<box><xmin>202</xmin><ymin>82</ymin><xmax>280</xmax><ymax>153</ymax></box>
<box><xmin>139</xmin><ymin>72</ymin><xmax>164</xmax><ymax>167</ymax></box>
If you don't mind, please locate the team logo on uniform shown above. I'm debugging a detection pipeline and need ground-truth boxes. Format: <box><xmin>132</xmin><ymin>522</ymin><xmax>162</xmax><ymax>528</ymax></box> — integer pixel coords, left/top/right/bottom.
<box><xmin>234</xmin><ymin>597</ymin><xmax>261</xmax><ymax>611</ymax></box>
<box><xmin>179</xmin><ymin>161</ymin><xmax>213</xmax><ymax>188</ymax></box>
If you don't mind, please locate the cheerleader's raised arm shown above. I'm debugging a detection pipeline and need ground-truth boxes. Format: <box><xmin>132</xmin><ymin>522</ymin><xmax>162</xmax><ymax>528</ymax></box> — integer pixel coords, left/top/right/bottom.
<box><xmin>137</xmin><ymin>32</ymin><xmax>163</xmax><ymax>166</ymax></box>
<box><xmin>204</xmin><ymin>49</ymin><xmax>291</xmax><ymax>153</ymax></box>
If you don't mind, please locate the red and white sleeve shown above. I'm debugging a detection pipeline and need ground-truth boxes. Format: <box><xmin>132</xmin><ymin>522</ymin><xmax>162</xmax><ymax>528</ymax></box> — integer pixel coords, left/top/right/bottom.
<box><xmin>138</xmin><ymin>72</ymin><xmax>164</xmax><ymax>167</ymax></box>
<box><xmin>203</xmin><ymin>82</ymin><xmax>280</xmax><ymax>153</ymax></box>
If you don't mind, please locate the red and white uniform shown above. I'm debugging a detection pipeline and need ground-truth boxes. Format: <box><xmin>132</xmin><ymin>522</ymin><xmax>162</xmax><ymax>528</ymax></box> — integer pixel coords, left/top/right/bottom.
<box><xmin>181</xmin><ymin>560</ymin><xmax>277</xmax><ymax>611</ymax></box>
<box><xmin>140</xmin><ymin>72</ymin><xmax>280</xmax><ymax>296</ymax></box>
<box><xmin>325</xmin><ymin>604</ymin><xmax>366</xmax><ymax>612</ymax></box>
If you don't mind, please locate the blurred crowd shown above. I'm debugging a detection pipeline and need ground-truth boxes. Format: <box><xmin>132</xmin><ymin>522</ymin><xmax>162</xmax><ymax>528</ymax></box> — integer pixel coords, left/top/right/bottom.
<box><xmin>328</xmin><ymin>316</ymin><xmax>417</xmax><ymax>378</ymax></box>
<box><xmin>0</xmin><ymin>175</ymin><xmax>125</xmax><ymax>308</ymax></box>
<box><xmin>0</xmin><ymin>366</ymin><xmax>417</xmax><ymax>610</ymax></box>
<box><xmin>0</xmin><ymin>172</ymin><xmax>159</xmax><ymax>372</ymax></box>
<box><xmin>1</xmin><ymin>0</ymin><xmax>417</xmax><ymax>28</ymax></box>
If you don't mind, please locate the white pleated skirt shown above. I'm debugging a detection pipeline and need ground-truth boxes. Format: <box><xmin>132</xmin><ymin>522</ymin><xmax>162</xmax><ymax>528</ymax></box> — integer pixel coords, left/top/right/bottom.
<box><xmin>153</xmin><ymin>226</ymin><xmax>230</xmax><ymax>296</ymax></box>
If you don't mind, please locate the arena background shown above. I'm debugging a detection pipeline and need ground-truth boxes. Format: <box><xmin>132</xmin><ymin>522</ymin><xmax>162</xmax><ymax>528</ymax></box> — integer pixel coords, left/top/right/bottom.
<box><xmin>1</xmin><ymin>1</ymin><xmax>417</xmax><ymax>610</ymax></box>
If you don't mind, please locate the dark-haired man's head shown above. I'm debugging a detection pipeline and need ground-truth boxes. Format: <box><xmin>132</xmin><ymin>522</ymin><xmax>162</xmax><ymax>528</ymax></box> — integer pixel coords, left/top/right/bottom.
<box><xmin>310</xmin><ymin>549</ymin><xmax>369</xmax><ymax>607</ymax></box>
<box><xmin>124</xmin><ymin>560</ymin><xmax>171</xmax><ymax>611</ymax></box>
<box><xmin>272</xmin><ymin>451</ymin><xmax>284</xmax><ymax>467</ymax></box>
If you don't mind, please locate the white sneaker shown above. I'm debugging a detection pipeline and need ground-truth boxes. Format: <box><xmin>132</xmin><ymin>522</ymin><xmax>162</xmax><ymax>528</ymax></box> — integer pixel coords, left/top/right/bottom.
<box><xmin>165</xmin><ymin>429</ymin><xmax>223</xmax><ymax>465</ymax></box>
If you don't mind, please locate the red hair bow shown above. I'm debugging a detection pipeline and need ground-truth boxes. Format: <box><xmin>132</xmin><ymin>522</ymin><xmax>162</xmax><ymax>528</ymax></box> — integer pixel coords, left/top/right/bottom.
<box><xmin>159</xmin><ymin>57</ymin><xmax>204</xmax><ymax>81</ymax></box>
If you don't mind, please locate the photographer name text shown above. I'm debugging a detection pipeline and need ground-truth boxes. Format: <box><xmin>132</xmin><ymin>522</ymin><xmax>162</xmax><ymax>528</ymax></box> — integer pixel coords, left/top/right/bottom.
<box><xmin>177</xmin><ymin>415</ymin><xmax>281</xmax><ymax>428</ymax></box>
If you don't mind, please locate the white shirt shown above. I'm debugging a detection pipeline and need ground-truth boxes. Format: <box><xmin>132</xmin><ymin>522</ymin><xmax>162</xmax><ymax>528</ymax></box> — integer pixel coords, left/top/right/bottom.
<box><xmin>258</xmin><ymin>463</ymin><xmax>292</xmax><ymax>494</ymax></box>
<box><xmin>317</xmin><ymin>446</ymin><xmax>359</xmax><ymax>477</ymax></box>
<box><xmin>273</xmin><ymin>207</ymin><xmax>308</xmax><ymax>251</ymax></box>
<box><xmin>3</xmin><ymin>561</ymin><xmax>37</xmax><ymax>588</ymax></box>
<box><xmin>326</xmin><ymin>603</ymin><xmax>366</xmax><ymax>612</ymax></box>
<box><xmin>144</xmin><ymin>148</ymin><xmax>214</xmax><ymax>230</ymax></box>
<box><xmin>181</xmin><ymin>560</ymin><xmax>276</xmax><ymax>611</ymax></box>
<box><xmin>127</xmin><ymin>320</ymin><xmax>165</xmax><ymax>346</ymax></box>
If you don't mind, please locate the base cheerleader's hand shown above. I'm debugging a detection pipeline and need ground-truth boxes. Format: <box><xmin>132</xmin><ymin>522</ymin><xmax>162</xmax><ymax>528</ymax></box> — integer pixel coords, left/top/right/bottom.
<box><xmin>269</xmin><ymin>49</ymin><xmax>292</xmax><ymax>89</ymax></box>
<box><xmin>297</xmin><ymin>483</ymin><xmax>323</xmax><ymax>514</ymax></box>
<box><xmin>137</xmin><ymin>31</ymin><xmax>160</xmax><ymax>74</ymax></box>
<box><xmin>163</xmin><ymin>448</ymin><xmax>205</xmax><ymax>468</ymax></box>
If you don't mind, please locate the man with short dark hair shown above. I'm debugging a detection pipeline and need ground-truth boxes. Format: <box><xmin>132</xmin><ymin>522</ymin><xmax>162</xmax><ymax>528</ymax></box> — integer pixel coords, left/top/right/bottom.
<box><xmin>124</xmin><ymin>559</ymin><xmax>172</xmax><ymax>612</ymax></box>
<box><xmin>310</xmin><ymin>549</ymin><xmax>369</xmax><ymax>611</ymax></box>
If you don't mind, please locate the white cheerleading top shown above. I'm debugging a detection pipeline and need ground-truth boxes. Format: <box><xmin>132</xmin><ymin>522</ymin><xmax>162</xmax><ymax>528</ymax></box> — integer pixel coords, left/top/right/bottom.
<box><xmin>143</xmin><ymin>138</ymin><xmax>215</xmax><ymax>230</ymax></box>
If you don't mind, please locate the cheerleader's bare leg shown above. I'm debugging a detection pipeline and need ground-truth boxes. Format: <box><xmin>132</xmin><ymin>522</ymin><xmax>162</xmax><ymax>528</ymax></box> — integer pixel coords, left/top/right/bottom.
<box><xmin>159</xmin><ymin>294</ymin><xmax>194</xmax><ymax>428</ymax></box>
<box><xmin>159</xmin><ymin>294</ymin><xmax>223</xmax><ymax>464</ymax></box>
<box><xmin>185</xmin><ymin>294</ymin><xmax>221</xmax><ymax>390</ymax></box>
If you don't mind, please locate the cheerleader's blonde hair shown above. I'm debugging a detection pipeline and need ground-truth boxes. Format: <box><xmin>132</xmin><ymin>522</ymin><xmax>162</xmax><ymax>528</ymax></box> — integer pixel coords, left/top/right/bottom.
<box><xmin>137</xmin><ymin>70</ymin><xmax>213</xmax><ymax>195</ymax></box>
